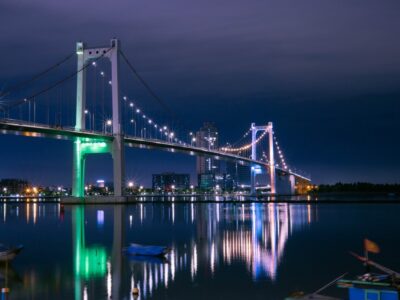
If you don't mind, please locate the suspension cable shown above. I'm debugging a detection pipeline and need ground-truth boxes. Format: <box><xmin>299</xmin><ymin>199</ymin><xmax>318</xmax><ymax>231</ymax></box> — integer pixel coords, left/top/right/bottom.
<box><xmin>221</xmin><ymin>130</ymin><xmax>268</xmax><ymax>152</ymax></box>
<box><xmin>4</xmin><ymin>48</ymin><xmax>112</xmax><ymax>109</ymax></box>
<box><xmin>119</xmin><ymin>49</ymin><xmax>176</xmax><ymax>119</ymax></box>
<box><xmin>0</xmin><ymin>53</ymin><xmax>75</xmax><ymax>98</ymax></box>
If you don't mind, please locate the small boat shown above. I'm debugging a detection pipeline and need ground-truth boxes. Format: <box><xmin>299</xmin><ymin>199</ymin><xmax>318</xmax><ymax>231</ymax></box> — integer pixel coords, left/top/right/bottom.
<box><xmin>337</xmin><ymin>253</ymin><xmax>400</xmax><ymax>299</ymax></box>
<box><xmin>337</xmin><ymin>239</ymin><xmax>400</xmax><ymax>300</ymax></box>
<box><xmin>0</xmin><ymin>245</ymin><xmax>23</xmax><ymax>262</ymax></box>
<box><xmin>123</xmin><ymin>243</ymin><xmax>170</xmax><ymax>257</ymax></box>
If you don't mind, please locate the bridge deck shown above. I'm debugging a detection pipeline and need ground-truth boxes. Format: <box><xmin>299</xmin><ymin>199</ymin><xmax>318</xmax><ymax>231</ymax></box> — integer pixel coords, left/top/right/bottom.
<box><xmin>0</xmin><ymin>119</ymin><xmax>310</xmax><ymax>181</ymax></box>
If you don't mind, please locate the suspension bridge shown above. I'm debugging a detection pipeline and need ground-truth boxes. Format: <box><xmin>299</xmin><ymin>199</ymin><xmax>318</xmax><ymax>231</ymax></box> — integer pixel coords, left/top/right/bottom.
<box><xmin>0</xmin><ymin>39</ymin><xmax>310</xmax><ymax>201</ymax></box>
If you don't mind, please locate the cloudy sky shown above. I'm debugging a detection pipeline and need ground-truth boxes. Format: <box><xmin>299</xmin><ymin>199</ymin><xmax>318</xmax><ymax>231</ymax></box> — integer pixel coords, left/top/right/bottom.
<box><xmin>0</xmin><ymin>0</ymin><xmax>399</xmax><ymax>185</ymax></box>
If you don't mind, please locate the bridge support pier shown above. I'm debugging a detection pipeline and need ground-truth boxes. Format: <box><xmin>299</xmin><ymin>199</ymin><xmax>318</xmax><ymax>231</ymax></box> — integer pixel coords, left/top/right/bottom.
<box><xmin>72</xmin><ymin>141</ymin><xmax>85</xmax><ymax>198</ymax></box>
<box><xmin>112</xmin><ymin>134</ymin><xmax>125</xmax><ymax>197</ymax></box>
<box><xmin>289</xmin><ymin>174</ymin><xmax>295</xmax><ymax>195</ymax></box>
<box><xmin>72</xmin><ymin>138</ymin><xmax>111</xmax><ymax>197</ymax></box>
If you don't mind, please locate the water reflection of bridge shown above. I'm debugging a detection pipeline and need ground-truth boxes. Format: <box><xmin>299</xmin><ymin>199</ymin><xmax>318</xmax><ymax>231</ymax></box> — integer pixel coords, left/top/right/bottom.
<box><xmin>0</xmin><ymin>202</ymin><xmax>316</xmax><ymax>299</ymax></box>
<box><xmin>91</xmin><ymin>203</ymin><xmax>315</xmax><ymax>300</ymax></box>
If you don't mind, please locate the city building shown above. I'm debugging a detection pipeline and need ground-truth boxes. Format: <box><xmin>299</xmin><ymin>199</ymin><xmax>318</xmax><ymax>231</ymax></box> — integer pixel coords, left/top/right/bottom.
<box><xmin>195</xmin><ymin>122</ymin><xmax>221</xmax><ymax>188</ymax></box>
<box><xmin>198</xmin><ymin>173</ymin><xmax>234</xmax><ymax>191</ymax></box>
<box><xmin>96</xmin><ymin>179</ymin><xmax>105</xmax><ymax>188</ymax></box>
<box><xmin>195</xmin><ymin>122</ymin><xmax>219</xmax><ymax>175</ymax></box>
<box><xmin>152</xmin><ymin>173</ymin><xmax>190</xmax><ymax>191</ymax></box>
<box><xmin>226</xmin><ymin>162</ymin><xmax>251</xmax><ymax>189</ymax></box>
<box><xmin>0</xmin><ymin>178</ymin><xmax>29</xmax><ymax>195</ymax></box>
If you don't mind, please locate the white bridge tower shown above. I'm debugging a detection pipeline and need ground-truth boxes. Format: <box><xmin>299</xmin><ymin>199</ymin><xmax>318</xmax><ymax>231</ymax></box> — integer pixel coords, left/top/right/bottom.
<box><xmin>72</xmin><ymin>38</ymin><xmax>125</xmax><ymax>198</ymax></box>
<box><xmin>250</xmin><ymin>122</ymin><xmax>276</xmax><ymax>194</ymax></box>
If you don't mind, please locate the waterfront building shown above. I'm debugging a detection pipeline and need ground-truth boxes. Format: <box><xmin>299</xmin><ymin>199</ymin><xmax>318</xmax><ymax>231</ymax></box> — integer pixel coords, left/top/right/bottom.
<box><xmin>195</xmin><ymin>122</ymin><xmax>220</xmax><ymax>176</ymax></box>
<box><xmin>152</xmin><ymin>173</ymin><xmax>190</xmax><ymax>191</ymax></box>
<box><xmin>0</xmin><ymin>178</ymin><xmax>29</xmax><ymax>195</ymax></box>
<box><xmin>198</xmin><ymin>173</ymin><xmax>234</xmax><ymax>191</ymax></box>
<box><xmin>226</xmin><ymin>162</ymin><xmax>251</xmax><ymax>189</ymax></box>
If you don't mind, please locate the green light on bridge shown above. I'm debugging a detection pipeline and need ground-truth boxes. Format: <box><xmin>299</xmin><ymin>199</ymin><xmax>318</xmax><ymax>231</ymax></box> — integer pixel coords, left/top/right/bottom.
<box><xmin>73</xmin><ymin>137</ymin><xmax>111</xmax><ymax>197</ymax></box>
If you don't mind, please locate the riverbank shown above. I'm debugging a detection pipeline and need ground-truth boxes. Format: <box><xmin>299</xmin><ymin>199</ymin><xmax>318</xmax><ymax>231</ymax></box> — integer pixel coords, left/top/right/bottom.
<box><xmin>1</xmin><ymin>193</ymin><xmax>399</xmax><ymax>204</ymax></box>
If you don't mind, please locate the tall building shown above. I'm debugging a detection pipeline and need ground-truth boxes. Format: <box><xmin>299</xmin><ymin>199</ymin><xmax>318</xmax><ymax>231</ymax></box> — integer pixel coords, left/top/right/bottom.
<box><xmin>152</xmin><ymin>173</ymin><xmax>190</xmax><ymax>191</ymax></box>
<box><xmin>226</xmin><ymin>162</ymin><xmax>251</xmax><ymax>188</ymax></box>
<box><xmin>195</xmin><ymin>123</ymin><xmax>220</xmax><ymax>188</ymax></box>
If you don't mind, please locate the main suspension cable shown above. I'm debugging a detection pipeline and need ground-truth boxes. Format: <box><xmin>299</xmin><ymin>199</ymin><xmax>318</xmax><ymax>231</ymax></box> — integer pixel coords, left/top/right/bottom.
<box><xmin>4</xmin><ymin>48</ymin><xmax>112</xmax><ymax>109</ymax></box>
<box><xmin>0</xmin><ymin>52</ymin><xmax>74</xmax><ymax>98</ymax></box>
<box><xmin>119</xmin><ymin>49</ymin><xmax>177</xmax><ymax>120</ymax></box>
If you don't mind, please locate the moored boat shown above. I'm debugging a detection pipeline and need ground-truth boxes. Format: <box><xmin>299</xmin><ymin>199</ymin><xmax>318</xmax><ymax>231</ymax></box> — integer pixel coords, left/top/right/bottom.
<box><xmin>337</xmin><ymin>239</ymin><xmax>400</xmax><ymax>300</ymax></box>
<box><xmin>0</xmin><ymin>245</ymin><xmax>24</xmax><ymax>262</ymax></box>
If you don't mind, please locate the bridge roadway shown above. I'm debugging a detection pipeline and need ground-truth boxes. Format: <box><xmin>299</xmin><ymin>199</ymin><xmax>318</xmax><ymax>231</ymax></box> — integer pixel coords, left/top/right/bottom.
<box><xmin>0</xmin><ymin>118</ymin><xmax>310</xmax><ymax>182</ymax></box>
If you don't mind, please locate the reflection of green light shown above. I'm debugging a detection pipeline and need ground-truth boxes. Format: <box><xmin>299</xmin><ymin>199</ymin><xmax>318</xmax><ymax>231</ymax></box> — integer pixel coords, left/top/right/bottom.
<box><xmin>77</xmin><ymin>246</ymin><xmax>107</xmax><ymax>278</ymax></box>
<box><xmin>74</xmin><ymin>206</ymin><xmax>107</xmax><ymax>279</ymax></box>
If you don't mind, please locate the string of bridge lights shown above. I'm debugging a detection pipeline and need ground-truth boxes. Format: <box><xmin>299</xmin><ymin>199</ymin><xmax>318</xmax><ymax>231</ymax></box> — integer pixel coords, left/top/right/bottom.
<box><xmin>273</xmin><ymin>134</ymin><xmax>291</xmax><ymax>172</ymax></box>
<box><xmin>220</xmin><ymin>130</ymin><xmax>268</xmax><ymax>153</ymax></box>
<box><xmin>90</xmin><ymin>61</ymin><xmax>186</xmax><ymax>145</ymax></box>
<box><xmin>90</xmin><ymin>61</ymin><xmax>293</xmax><ymax>173</ymax></box>
<box><xmin>261</xmin><ymin>151</ymin><xmax>269</xmax><ymax>164</ymax></box>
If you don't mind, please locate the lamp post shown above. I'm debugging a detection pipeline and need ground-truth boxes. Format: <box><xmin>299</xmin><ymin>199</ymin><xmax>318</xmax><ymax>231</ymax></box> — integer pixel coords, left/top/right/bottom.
<box><xmin>147</xmin><ymin>119</ymin><xmax>153</xmax><ymax>139</ymax></box>
<box><xmin>140</xmin><ymin>128</ymin><xmax>146</xmax><ymax>138</ymax></box>
<box><xmin>105</xmin><ymin>119</ymin><xmax>112</xmax><ymax>134</ymax></box>
<box><xmin>84</xmin><ymin>109</ymin><xmax>93</xmax><ymax>131</ymax></box>
<box><xmin>189</xmin><ymin>132</ymin><xmax>193</xmax><ymax>145</ymax></box>
<box><xmin>130</xmin><ymin>119</ymin><xmax>136</xmax><ymax>136</ymax></box>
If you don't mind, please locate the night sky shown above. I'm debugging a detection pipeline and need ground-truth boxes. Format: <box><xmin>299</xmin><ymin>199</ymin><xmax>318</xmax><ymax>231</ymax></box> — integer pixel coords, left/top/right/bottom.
<box><xmin>0</xmin><ymin>0</ymin><xmax>399</xmax><ymax>186</ymax></box>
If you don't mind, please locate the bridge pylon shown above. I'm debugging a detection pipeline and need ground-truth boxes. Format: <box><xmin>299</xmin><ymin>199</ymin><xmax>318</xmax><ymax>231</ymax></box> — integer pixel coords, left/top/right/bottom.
<box><xmin>72</xmin><ymin>39</ymin><xmax>125</xmax><ymax>198</ymax></box>
<box><xmin>250</xmin><ymin>122</ymin><xmax>276</xmax><ymax>195</ymax></box>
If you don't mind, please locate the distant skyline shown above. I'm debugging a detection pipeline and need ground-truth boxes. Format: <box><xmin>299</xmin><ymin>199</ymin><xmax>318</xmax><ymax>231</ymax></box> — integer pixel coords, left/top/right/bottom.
<box><xmin>1</xmin><ymin>0</ymin><xmax>399</xmax><ymax>186</ymax></box>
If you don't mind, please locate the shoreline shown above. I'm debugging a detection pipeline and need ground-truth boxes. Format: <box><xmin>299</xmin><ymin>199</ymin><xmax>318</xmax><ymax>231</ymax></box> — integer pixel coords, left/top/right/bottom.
<box><xmin>0</xmin><ymin>193</ymin><xmax>398</xmax><ymax>204</ymax></box>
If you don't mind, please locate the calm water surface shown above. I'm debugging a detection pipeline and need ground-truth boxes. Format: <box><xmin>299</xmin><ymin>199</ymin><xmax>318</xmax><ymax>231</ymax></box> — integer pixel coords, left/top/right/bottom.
<box><xmin>1</xmin><ymin>201</ymin><xmax>400</xmax><ymax>299</ymax></box>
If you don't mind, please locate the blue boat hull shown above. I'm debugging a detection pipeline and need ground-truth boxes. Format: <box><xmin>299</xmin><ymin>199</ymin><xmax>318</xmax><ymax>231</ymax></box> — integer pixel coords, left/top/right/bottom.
<box><xmin>123</xmin><ymin>243</ymin><xmax>170</xmax><ymax>257</ymax></box>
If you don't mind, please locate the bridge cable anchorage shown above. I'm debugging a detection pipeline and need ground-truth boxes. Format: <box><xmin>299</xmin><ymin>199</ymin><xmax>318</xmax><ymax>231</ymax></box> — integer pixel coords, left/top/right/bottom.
<box><xmin>220</xmin><ymin>130</ymin><xmax>268</xmax><ymax>153</ymax></box>
<box><xmin>5</xmin><ymin>48</ymin><xmax>113</xmax><ymax>110</ymax></box>
<box><xmin>0</xmin><ymin>53</ymin><xmax>75</xmax><ymax>99</ymax></box>
<box><xmin>91</xmin><ymin>59</ymin><xmax>188</xmax><ymax>145</ymax></box>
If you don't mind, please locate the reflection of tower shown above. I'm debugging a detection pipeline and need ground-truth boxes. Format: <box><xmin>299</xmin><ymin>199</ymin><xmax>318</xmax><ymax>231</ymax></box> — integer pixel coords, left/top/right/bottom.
<box><xmin>195</xmin><ymin>203</ymin><xmax>212</xmax><ymax>277</ymax></box>
<box><xmin>71</xmin><ymin>206</ymin><xmax>125</xmax><ymax>300</ymax></box>
<box><xmin>72</xmin><ymin>206</ymin><xmax>107</xmax><ymax>300</ymax></box>
<box><xmin>220</xmin><ymin>203</ymin><xmax>314</xmax><ymax>280</ymax></box>
<box><xmin>111</xmin><ymin>206</ymin><xmax>126</xmax><ymax>299</ymax></box>
<box><xmin>196</xmin><ymin>123</ymin><xmax>219</xmax><ymax>187</ymax></box>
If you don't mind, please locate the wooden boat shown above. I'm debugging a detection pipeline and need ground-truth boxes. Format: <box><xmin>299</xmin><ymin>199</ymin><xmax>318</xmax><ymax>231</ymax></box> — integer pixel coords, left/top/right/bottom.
<box><xmin>337</xmin><ymin>252</ymin><xmax>400</xmax><ymax>300</ymax></box>
<box><xmin>0</xmin><ymin>245</ymin><xmax>23</xmax><ymax>262</ymax></box>
<box><xmin>123</xmin><ymin>243</ymin><xmax>170</xmax><ymax>257</ymax></box>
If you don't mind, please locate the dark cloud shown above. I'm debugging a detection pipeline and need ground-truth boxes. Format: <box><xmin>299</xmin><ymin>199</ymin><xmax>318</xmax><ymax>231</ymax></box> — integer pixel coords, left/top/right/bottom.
<box><xmin>0</xmin><ymin>0</ymin><xmax>399</xmax><ymax>185</ymax></box>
